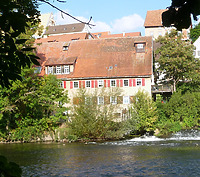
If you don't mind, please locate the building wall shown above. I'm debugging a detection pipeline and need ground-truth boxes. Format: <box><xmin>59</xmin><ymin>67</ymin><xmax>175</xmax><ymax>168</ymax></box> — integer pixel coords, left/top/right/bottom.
<box><xmin>145</xmin><ymin>27</ymin><xmax>173</xmax><ymax>39</ymax></box>
<box><xmin>62</xmin><ymin>77</ymin><xmax>151</xmax><ymax>108</ymax></box>
<box><xmin>193</xmin><ymin>37</ymin><xmax>200</xmax><ymax>59</ymax></box>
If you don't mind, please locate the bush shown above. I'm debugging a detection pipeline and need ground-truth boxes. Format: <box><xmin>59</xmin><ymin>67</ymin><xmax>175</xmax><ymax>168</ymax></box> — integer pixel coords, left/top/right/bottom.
<box><xmin>155</xmin><ymin>91</ymin><xmax>200</xmax><ymax>136</ymax></box>
<box><xmin>129</xmin><ymin>89</ymin><xmax>158</xmax><ymax>135</ymax></box>
<box><xmin>68</xmin><ymin>88</ymin><xmax>125</xmax><ymax>140</ymax></box>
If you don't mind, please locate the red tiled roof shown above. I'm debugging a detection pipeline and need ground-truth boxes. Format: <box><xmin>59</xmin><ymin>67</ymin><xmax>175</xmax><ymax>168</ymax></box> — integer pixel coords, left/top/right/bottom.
<box><xmin>35</xmin><ymin>33</ymin><xmax>88</xmax><ymax>43</ymax></box>
<box><xmin>36</xmin><ymin>36</ymin><xmax>153</xmax><ymax>79</ymax></box>
<box><xmin>144</xmin><ymin>9</ymin><xmax>167</xmax><ymax>27</ymax></box>
<box><xmin>45</xmin><ymin>57</ymin><xmax>77</xmax><ymax>66</ymax></box>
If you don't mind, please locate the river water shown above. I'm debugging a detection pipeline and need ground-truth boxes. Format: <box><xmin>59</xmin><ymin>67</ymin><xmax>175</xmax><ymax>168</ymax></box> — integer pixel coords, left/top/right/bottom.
<box><xmin>0</xmin><ymin>130</ymin><xmax>200</xmax><ymax>177</ymax></box>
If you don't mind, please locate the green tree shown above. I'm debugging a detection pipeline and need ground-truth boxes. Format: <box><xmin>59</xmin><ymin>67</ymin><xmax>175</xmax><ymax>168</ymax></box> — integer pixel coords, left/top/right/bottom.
<box><xmin>129</xmin><ymin>89</ymin><xmax>158</xmax><ymax>135</ymax></box>
<box><xmin>0</xmin><ymin>67</ymin><xmax>69</xmax><ymax>141</ymax></box>
<box><xmin>190</xmin><ymin>23</ymin><xmax>200</xmax><ymax>43</ymax></box>
<box><xmin>0</xmin><ymin>0</ymin><xmax>41</xmax><ymax>87</ymax></box>
<box><xmin>155</xmin><ymin>29</ymin><xmax>199</xmax><ymax>92</ymax></box>
<box><xmin>68</xmin><ymin>88</ymin><xmax>125</xmax><ymax>140</ymax></box>
<box><xmin>163</xmin><ymin>0</ymin><xmax>200</xmax><ymax>30</ymax></box>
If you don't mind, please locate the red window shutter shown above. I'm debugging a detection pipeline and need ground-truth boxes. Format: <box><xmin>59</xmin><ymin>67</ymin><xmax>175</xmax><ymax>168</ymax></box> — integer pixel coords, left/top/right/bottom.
<box><xmin>64</xmin><ymin>81</ymin><xmax>66</xmax><ymax>89</ymax></box>
<box><xmin>91</xmin><ymin>80</ymin><xmax>95</xmax><ymax>88</ymax></box>
<box><xmin>70</xmin><ymin>81</ymin><xmax>73</xmax><ymax>89</ymax></box>
<box><xmin>104</xmin><ymin>80</ymin><xmax>107</xmax><ymax>87</ymax></box>
<box><xmin>107</xmin><ymin>80</ymin><xmax>110</xmax><ymax>87</ymax></box>
<box><xmin>133</xmin><ymin>79</ymin><xmax>136</xmax><ymax>87</ymax></box>
<box><xmin>117</xmin><ymin>80</ymin><xmax>120</xmax><ymax>87</ymax></box>
<box><xmin>82</xmin><ymin>81</ymin><xmax>85</xmax><ymax>88</ymax></box>
<box><xmin>120</xmin><ymin>79</ymin><xmax>123</xmax><ymax>87</ymax></box>
<box><xmin>95</xmin><ymin>80</ymin><xmax>98</xmax><ymax>88</ymax></box>
<box><xmin>129</xmin><ymin>79</ymin><xmax>133</xmax><ymax>87</ymax></box>
<box><xmin>142</xmin><ymin>78</ymin><xmax>145</xmax><ymax>86</ymax></box>
<box><xmin>79</xmin><ymin>81</ymin><xmax>82</xmax><ymax>88</ymax></box>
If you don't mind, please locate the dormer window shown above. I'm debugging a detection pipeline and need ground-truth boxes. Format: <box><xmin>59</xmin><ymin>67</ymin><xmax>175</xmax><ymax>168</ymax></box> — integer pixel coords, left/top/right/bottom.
<box><xmin>135</xmin><ymin>43</ymin><xmax>146</xmax><ymax>53</ymax></box>
<box><xmin>63</xmin><ymin>65</ymin><xmax>70</xmax><ymax>74</ymax></box>
<box><xmin>56</xmin><ymin>66</ymin><xmax>61</xmax><ymax>74</ymax></box>
<box><xmin>63</xmin><ymin>46</ymin><xmax>69</xmax><ymax>51</ymax></box>
<box><xmin>46</xmin><ymin>65</ymin><xmax>71</xmax><ymax>75</ymax></box>
<box><xmin>63</xmin><ymin>42</ymin><xmax>70</xmax><ymax>51</ymax></box>
<box><xmin>48</xmin><ymin>66</ymin><xmax>53</xmax><ymax>74</ymax></box>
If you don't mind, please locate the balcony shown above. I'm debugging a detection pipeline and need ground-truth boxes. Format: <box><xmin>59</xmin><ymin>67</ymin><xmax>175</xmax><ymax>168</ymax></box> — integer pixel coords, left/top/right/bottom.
<box><xmin>151</xmin><ymin>84</ymin><xmax>173</xmax><ymax>93</ymax></box>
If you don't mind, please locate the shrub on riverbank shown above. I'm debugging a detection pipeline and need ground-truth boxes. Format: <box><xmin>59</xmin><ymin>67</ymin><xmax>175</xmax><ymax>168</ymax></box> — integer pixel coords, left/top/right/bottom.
<box><xmin>0</xmin><ymin>67</ymin><xmax>69</xmax><ymax>142</ymax></box>
<box><xmin>67</xmin><ymin>88</ymin><xmax>126</xmax><ymax>140</ymax></box>
<box><xmin>128</xmin><ymin>90</ymin><xmax>158</xmax><ymax>135</ymax></box>
<box><xmin>155</xmin><ymin>91</ymin><xmax>200</xmax><ymax>136</ymax></box>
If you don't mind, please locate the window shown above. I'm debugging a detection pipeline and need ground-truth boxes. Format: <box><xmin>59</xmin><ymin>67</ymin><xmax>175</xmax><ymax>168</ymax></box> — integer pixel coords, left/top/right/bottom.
<box><xmin>98</xmin><ymin>33</ymin><xmax>102</xmax><ymax>37</ymax></box>
<box><xmin>98</xmin><ymin>80</ymin><xmax>104</xmax><ymax>88</ymax></box>
<box><xmin>34</xmin><ymin>67</ymin><xmax>42</xmax><ymax>74</ymax></box>
<box><xmin>123</xmin><ymin>79</ymin><xmax>129</xmax><ymax>87</ymax></box>
<box><xmin>48</xmin><ymin>66</ymin><xmax>53</xmax><ymax>74</ymax></box>
<box><xmin>56</xmin><ymin>66</ymin><xmax>61</xmax><ymax>74</ymax></box>
<box><xmin>137</xmin><ymin>44</ymin><xmax>144</xmax><ymax>49</ymax></box>
<box><xmin>198</xmin><ymin>51</ymin><xmax>200</xmax><ymax>56</ymax></box>
<box><xmin>73</xmin><ymin>81</ymin><xmax>79</xmax><ymax>89</ymax></box>
<box><xmin>136</xmin><ymin>78</ymin><xmax>142</xmax><ymax>86</ymax></box>
<box><xmin>64</xmin><ymin>65</ymin><xmax>70</xmax><ymax>74</ymax></box>
<box><xmin>85</xmin><ymin>80</ymin><xmax>91</xmax><ymax>88</ymax></box>
<box><xmin>63</xmin><ymin>42</ymin><xmax>70</xmax><ymax>51</ymax></box>
<box><xmin>63</xmin><ymin>46</ymin><xmax>69</xmax><ymax>51</ymax></box>
<box><xmin>135</xmin><ymin>43</ymin><xmax>145</xmax><ymax>53</ymax></box>
<box><xmin>110</xmin><ymin>96</ymin><xmax>117</xmax><ymax>104</ymax></box>
<box><xmin>111</xmin><ymin>80</ymin><xmax>116</xmax><ymax>87</ymax></box>
<box><xmin>98</xmin><ymin>96</ymin><xmax>104</xmax><ymax>105</ymax></box>
<box><xmin>85</xmin><ymin>97</ymin><xmax>92</xmax><ymax>105</ymax></box>
<box><xmin>60</xmin><ymin>81</ymin><xmax>63</xmax><ymax>88</ymax></box>
<box><xmin>123</xmin><ymin>96</ymin><xmax>130</xmax><ymax>104</ymax></box>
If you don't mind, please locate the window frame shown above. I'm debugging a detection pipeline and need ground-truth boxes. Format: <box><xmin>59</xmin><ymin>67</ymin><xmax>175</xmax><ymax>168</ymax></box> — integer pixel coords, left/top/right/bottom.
<box><xmin>98</xmin><ymin>80</ymin><xmax>104</xmax><ymax>88</ymax></box>
<box><xmin>56</xmin><ymin>66</ymin><xmax>61</xmax><ymax>75</ymax></box>
<box><xmin>110</xmin><ymin>96</ymin><xmax>117</xmax><ymax>105</ymax></box>
<box><xmin>48</xmin><ymin>66</ymin><xmax>53</xmax><ymax>74</ymax></box>
<box><xmin>135</xmin><ymin>43</ymin><xmax>146</xmax><ymax>53</ymax></box>
<box><xmin>123</xmin><ymin>79</ymin><xmax>129</xmax><ymax>87</ymax></box>
<box><xmin>110</xmin><ymin>79</ymin><xmax>116</xmax><ymax>87</ymax></box>
<box><xmin>97</xmin><ymin>96</ymin><xmax>104</xmax><ymax>105</ymax></box>
<box><xmin>85</xmin><ymin>80</ymin><xmax>91</xmax><ymax>88</ymax></box>
<box><xmin>136</xmin><ymin>78</ymin><xmax>142</xmax><ymax>86</ymax></box>
<box><xmin>63</xmin><ymin>65</ymin><xmax>70</xmax><ymax>74</ymax></box>
<box><xmin>73</xmin><ymin>81</ymin><xmax>79</xmax><ymax>89</ymax></box>
<box><xmin>123</xmin><ymin>96</ymin><xmax>130</xmax><ymax>104</ymax></box>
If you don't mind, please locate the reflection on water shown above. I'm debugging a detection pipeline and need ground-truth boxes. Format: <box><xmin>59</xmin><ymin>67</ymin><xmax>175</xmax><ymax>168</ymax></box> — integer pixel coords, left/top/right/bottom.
<box><xmin>0</xmin><ymin>132</ymin><xmax>200</xmax><ymax>177</ymax></box>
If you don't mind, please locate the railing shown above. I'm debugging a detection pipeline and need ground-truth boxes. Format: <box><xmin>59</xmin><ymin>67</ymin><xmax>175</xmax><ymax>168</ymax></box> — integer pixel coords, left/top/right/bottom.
<box><xmin>151</xmin><ymin>84</ymin><xmax>172</xmax><ymax>93</ymax></box>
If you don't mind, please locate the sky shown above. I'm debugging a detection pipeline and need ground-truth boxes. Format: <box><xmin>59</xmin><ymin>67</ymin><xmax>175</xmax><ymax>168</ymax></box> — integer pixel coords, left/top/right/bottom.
<box><xmin>38</xmin><ymin>0</ymin><xmax>172</xmax><ymax>36</ymax></box>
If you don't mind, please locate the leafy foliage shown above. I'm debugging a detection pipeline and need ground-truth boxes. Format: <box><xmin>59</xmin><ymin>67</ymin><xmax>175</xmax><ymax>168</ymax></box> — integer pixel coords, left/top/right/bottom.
<box><xmin>129</xmin><ymin>90</ymin><xmax>158</xmax><ymax>135</ymax></box>
<box><xmin>0</xmin><ymin>0</ymin><xmax>41</xmax><ymax>87</ymax></box>
<box><xmin>163</xmin><ymin>0</ymin><xmax>200</xmax><ymax>30</ymax></box>
<box><xmin>155</xmin><ymin>29</ymin><xmax>199</xmax><ymax>92</ymax></box>
<box><xmin>0</xmin><ymin>155</ymin><xmax>22</xmax><ymax>177</ymax></box>
<box><xmin>68</xmin><ymin>88</ymin><xmax>125</xmax><ymax>140</ymax></box>
<box><xmin>190</xmin><ymin>22</ymin><xmax>200</xmax><ymax>43</ymax></box>
<box><xmin>155</xmin><ymin>91</ymin><xmax>200</xmax><ymax>136</ymax></box>
<box><xmin>0</xmin><ymin>67</ymin><xmax>69</xmax><ymax>142</ymax></box>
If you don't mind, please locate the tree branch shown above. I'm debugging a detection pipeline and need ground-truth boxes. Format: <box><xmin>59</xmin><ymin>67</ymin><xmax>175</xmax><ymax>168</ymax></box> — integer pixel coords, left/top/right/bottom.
<box><xmin>38</xmin><ymin>0</ymin><xmax>95</xmax><ymax>28</ymax></box>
